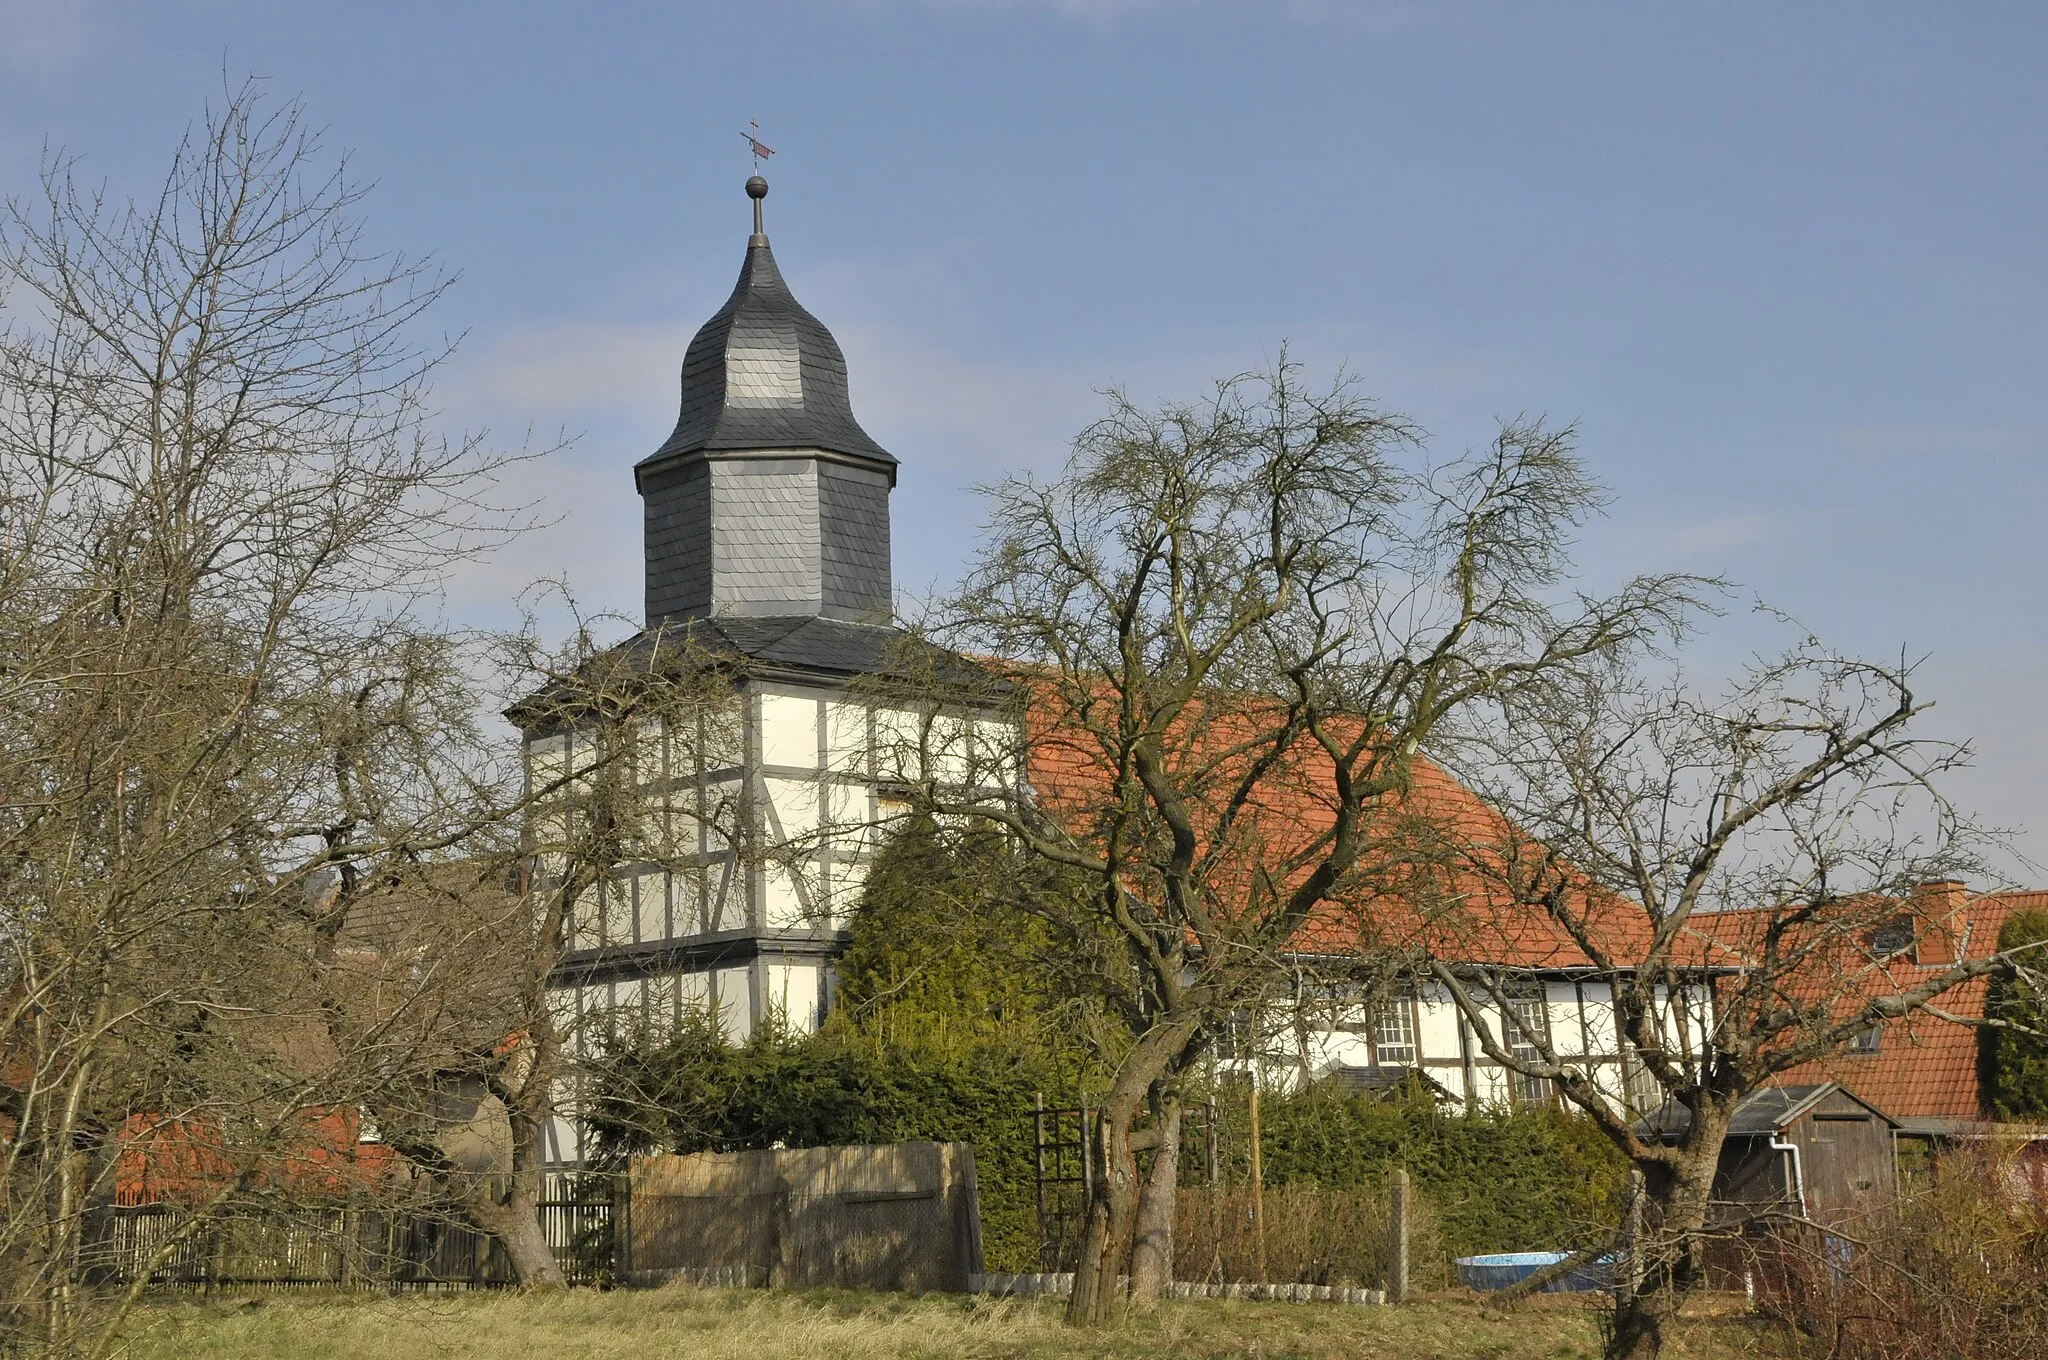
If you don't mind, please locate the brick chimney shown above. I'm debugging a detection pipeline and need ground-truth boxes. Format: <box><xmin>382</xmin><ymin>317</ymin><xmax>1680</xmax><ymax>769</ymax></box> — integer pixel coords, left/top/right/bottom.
<box><xmin>1911</xmin><ymin>878</ymin><xmax>1970</xmax><ymax>966</ymax></box>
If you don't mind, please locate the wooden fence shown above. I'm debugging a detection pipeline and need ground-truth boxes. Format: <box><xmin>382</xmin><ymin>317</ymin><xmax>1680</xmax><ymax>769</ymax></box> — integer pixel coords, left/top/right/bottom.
<box><xmin>625</xmin><ymin>1142</ymin><xmax>984</xmax><ymax>1292</ymax></box>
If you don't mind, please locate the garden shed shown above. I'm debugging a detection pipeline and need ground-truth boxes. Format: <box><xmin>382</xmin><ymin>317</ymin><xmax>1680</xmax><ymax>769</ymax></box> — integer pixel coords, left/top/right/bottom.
<box><xmin>1640</xmin><ymin>1082</ymin><xmax>1899</xmax><ymax>1229</ymax></box>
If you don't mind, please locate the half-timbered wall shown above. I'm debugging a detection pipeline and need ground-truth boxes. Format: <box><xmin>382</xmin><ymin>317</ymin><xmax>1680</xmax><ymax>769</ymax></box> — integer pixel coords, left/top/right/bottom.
<box><xmin>534</xmin><ymin>679</ymin><xmax>992</xmax><ymax>1166</ymax></box>
<box><xmin>1296</xmin><ymin>977</ymin><xmax>1708</xmax><ymax>1116</ymax></box>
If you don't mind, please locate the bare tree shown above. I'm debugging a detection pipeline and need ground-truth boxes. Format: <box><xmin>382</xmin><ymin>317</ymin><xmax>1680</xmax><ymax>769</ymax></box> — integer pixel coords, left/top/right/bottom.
<box><xmin>1428</xmin><ymin>638</ymin><xmax>2029</xmax><ymax>1360</ymax></box>
<box><xmin>901</xmin><ymin>356</ymin><xmax>1701</xmax><ymax>1321</ymax></box>
<box><xmin>0</xmin><ymin>81</ymin><xmax>569</xmax><ymax>1350</ymax></box>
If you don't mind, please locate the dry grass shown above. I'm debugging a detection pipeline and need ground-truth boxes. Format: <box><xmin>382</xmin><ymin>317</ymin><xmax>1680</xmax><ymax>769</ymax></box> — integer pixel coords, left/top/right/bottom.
<box><xmin>113</xmin><ymin>1284</ymin><xmax>1762</xmax><ymax>1360</ymax></box>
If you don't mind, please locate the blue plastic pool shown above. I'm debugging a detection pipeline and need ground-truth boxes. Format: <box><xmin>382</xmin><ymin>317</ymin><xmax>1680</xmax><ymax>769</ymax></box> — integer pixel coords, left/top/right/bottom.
<box><xmin>1455</xmin><ymin>1251</ymin><xmax>1614</xmax><ymax>1293</ymax></box>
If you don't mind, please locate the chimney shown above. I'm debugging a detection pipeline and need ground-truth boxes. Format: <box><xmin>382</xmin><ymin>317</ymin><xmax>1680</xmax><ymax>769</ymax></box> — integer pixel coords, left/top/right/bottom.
<box><xmin>1911</xmin><ymin>878</ymin><xmax>1970</xmax><ymax>966</ymax></box>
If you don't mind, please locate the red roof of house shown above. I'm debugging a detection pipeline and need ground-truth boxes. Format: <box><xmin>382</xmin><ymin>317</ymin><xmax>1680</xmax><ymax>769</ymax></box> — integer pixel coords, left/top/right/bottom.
<box><xmin>1021</xmin><ymin>704</ymin><xmax>1657</xmax><ymax>972</ymax></box>
<box><xmin>1702</xmin><ymin>886</ymin><xmax>2041</xmax><ymax>1128</ymax></box>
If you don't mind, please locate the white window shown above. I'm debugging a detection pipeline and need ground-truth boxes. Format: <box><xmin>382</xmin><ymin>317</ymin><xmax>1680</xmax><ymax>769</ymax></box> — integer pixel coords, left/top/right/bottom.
<box><xmin>1374</xmin><ymin>1000</ymin><xmax>1417</xmax><ymax>1067</ymax></box>
<box><xmin>1506</xmin><ymin>993</ymin><xmax>1550</xmax><ymax>1105</ymax></box>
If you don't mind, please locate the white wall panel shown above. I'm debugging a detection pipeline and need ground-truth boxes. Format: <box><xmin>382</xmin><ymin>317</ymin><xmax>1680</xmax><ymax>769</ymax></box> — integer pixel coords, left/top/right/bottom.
<box><xmin>614</xmin><ymin>976</ymin><xmax>646</xmax><ymax>1029</ymax></box>
<box><xmin>825</xmin><ymin>700</ymin><xmax>869</xmax><ymax>772</ymax></box>
<box><xmin>824</xmin><ymin>859</ymin><xmax>869</xmax><ymax>927</ymax></box>
<box><xmin>1545</xmin><ymin>982</ymin><xmax>1584</xmax><ymax>1058</ymax></box>
<box><xmin>528</xmin><ymin>733</ymin><xmax>568</xmax><ymax>787</ymax></box>
<box><xmin>635</xmin><ymin>716</ymin><xmax>665</xmax><ymax>785</ymax></box>
<box><xmin>1415</xmin><ymin>987</ymin><xmax>1464</xmax><ymax>1063</ymax></box>
<box><xmin>1578</xmin><ymin>983</ymin><xmax>1620</xmax><ymax>1055</ymax></box>
<box><xmin>707</xmin><ymin>860</ymin><xmax>743</xmax><ymax>932</ymax></box>
<box><xmin>764</xmin><ymin>776</ymin><xmax>820</xmax><ymax>843</ymax></box>
<box><xmin>1470</xmin><ymin>1064</ymin><xmax>1511</xmax><ymax>1108</ymax></box>
<box><xmin>761</xmin><ymin>694</ymin><xmax>820</xmax><ymax>770</ymax></box>
<box><xmin>600</xmin><ymin>879</ymin><xmax>632</xmax><ymax>947</ymax></box>
<box><xmin>714</xmin><ymin>967</ymin><xmax>752</xmax><ymax>1041</ymax></box>
<box><xmin>763</xmin><ymin>863</ymin><xmax>810</xmax><ymax>928</ymax></box>
<box><xmin>632</xmin><ymin>870</ymin><xmax>666</xmax><ymax>943</ymax></box>
<box><xmin>677</xmin><ymin>969</ymin><xmax>710</xmax><ymax>1016</ymax></box>
<box><xmin>766</xmin><ymin>963</ymin><xmax>823</xmax><ymax>1033</ymax></box>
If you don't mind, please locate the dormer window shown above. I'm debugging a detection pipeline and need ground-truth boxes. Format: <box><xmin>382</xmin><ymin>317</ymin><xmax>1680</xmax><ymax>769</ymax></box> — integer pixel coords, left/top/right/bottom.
<box><xmin>1871</xmin><ymin>918</ymin><xmax>1915</xmax><ymax>958</ymax></box>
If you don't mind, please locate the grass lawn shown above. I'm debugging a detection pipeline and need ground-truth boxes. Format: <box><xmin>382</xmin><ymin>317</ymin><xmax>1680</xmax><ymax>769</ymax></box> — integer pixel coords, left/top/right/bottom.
<box><xmin>117</xmin><ymin>1284</ymin><xmax>1765</xmax><ymax>1360</ymax></box>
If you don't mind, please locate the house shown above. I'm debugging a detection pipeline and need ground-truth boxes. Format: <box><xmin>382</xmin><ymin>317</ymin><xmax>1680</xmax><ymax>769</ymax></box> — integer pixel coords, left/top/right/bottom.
<box><xmin>1747</xmin><ymin>881</ymin><xmax>2048</xmax><ymax>1147</ymax></box>
<box><xmin>523</xmin><ymin>177</ymin><xmax>1007</xmax><ymax>1168</ymax></box>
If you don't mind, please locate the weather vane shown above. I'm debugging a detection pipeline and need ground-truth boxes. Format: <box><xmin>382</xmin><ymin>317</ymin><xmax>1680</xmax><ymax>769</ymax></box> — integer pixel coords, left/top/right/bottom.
<box><xmin>742</xmin><ymin>120</ymin><xmax>776</xmax><ymax>172</ymax></box>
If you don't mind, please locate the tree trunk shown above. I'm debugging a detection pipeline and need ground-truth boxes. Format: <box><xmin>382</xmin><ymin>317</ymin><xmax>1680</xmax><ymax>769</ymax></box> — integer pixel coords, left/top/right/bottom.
<box><xmin>446</xmin><ymin>1088</ymin><xmax>568</xmax><ymax>1290</ymax></box>
<box><xmin>466</xmin><ymin>1176</ymin><xmax>568</xmax><ymax>1290</ymax></box>
<box><xmin>1605</xmin><ymin>1102</ymin><xmax>1733</xmax><ymax>1360</ymax></box>
<box><xmin>1067</xmin><ymin>1099</ymin><xmax>1138</xmax><ymax>1324</ymax></box>
<box><xmin>1067</xmin><ymin>1016</ymin><xmax>1203</xmax><ymax>1324</ymax></box>
<box><xmin>1127</xmin><ymin>1090</ymin><xmax>1182</xmax><ymax>1309</ymax></box>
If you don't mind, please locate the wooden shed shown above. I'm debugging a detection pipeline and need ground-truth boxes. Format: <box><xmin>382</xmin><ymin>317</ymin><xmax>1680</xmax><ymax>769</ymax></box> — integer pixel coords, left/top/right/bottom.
<box><xmin>1643</xmin><ymin>1083</ymin><xmax>1900</xmax><ymax>1229</ymax></box>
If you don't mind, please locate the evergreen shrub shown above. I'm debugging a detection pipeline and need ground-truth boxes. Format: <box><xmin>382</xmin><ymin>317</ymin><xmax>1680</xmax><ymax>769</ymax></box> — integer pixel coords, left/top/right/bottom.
<box><xmin>1983</xmin><ymin>909</ymin><xmax>2048</xmax><ymax>1122</ymax></box>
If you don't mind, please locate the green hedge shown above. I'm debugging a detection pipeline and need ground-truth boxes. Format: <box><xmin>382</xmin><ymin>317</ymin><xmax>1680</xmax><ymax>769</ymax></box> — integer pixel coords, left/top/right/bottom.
<box><xmin>590</xmin><ymin>1018</ymin><xmax>1060</xmax><ymax>1271</ymax></box>
<box><xmin>1240</xmin><ymin>1083</ymin><xmax>1629</xmax><ymax>1256</ymax></box>
<box><xmin>589</xmin><ymin>817</ymin><xmax>1627</xmax><ymax>1270</ymax></box>
<box><xmin>591</xmin><ymin>1020</ymin><xmax>1627</xmax><ymax>1270</ymax></box>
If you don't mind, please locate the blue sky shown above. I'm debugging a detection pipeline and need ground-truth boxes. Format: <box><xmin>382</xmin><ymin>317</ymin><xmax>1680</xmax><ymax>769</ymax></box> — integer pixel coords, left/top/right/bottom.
<box><xmin>5</xmin><ymin>2</ymin><xmax>2046</xmax><ymax>871</ymax></box>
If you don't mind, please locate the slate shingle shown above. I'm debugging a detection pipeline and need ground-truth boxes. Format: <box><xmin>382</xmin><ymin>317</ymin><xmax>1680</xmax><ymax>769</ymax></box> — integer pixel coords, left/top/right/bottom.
<box><xmin>633</xmin><ymin>215</ymin><xmax>896</xmax><ymax>627</ymax></box>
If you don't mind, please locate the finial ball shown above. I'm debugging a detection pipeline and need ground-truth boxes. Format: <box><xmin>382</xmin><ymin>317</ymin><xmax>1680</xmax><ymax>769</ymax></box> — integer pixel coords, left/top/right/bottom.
<box><xmin>746</xmin><ymin>176</ymin><xmax>769</xmax><ymax>200</ymax></box>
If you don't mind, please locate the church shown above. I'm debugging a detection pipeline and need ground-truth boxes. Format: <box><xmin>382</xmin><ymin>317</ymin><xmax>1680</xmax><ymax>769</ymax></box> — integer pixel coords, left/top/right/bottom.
<box><xmin>524</xmin><ymin>176</ymin><xmax>1704</xmax><ymax>1172</ymax></box>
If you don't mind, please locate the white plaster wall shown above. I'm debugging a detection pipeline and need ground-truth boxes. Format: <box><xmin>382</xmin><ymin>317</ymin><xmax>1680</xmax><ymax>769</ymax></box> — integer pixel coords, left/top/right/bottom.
<box><xmin>599</xmin><ymin>879</ymin><xmax>633</xmax><ymax>948</ymax></box>
<box><xmin>763</xmin><ymin>863</ymin><xmax>810</xmax><ymax>929</ymax></box>
<box><xmin>714</xmin><ymin>966</ymin><xmax>752</xmax><ymax>1041</ymax></box>
<box><xmin>635</xmin><ymin>715</ymin><xmax>666</xmax><ymax>784</ymax></box>
<box><xmin>760</xmin><ymin>693</ymin><xmax>820</xmax><ymax>770</ymax></box>
<box><xmin>545</xmin><ymin>1112</ymin><xmax>581</xmax><ymax>1167</ymax></box>
<box><xmin>825</xmin><ymin>700</ymin><xmax>869</xmax><ymax>773</ymax></box>
<box><xmin>1545</xmin><ymin>981</ymin><xmax>1584</xmax><ymax>1059</ymax></box>
<box><xmin>1469</xmin><ymin>1063</ymin><xmax>1512</xmax><ymax>1106</ymax></box>
<box><xmin>1416</xmin><ymin>986</ymin><xmax>1464</xmax><ymax>1061</ymax></box>
<box><xmin>1579</xmin><ymin>983</ymin><xmax>1620</xmax><ymax>1054</ymax></box>
<box><xmin>707</xmin><ymin>857</ymin><xmax>743</xmax><ymax>932</ymax></box>
<box><xmin>823</xmin><ymin>857</ymin><xmax>869</xmax><ymax>929</ymax></box>
<box><xmin>614</xmin><ymin>976</ymin><xmax>646</xmax><ymax>1027</ymax></box>
<box><xmin>763</xmin><ymin>775</ymin><xmax>820</xmax><ymax>842</ymax></box>
<box><xmin>766</xmin><ymin>962</ymin><xmax>823</xmax><ymax>1033</ymax></box>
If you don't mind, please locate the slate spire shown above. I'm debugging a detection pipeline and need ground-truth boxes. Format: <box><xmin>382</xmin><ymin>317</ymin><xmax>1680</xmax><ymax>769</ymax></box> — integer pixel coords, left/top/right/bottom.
<box><xmin>636</xmin><ymin>177</ymin><xmax>895</xmax><ymax>625</ymax></box>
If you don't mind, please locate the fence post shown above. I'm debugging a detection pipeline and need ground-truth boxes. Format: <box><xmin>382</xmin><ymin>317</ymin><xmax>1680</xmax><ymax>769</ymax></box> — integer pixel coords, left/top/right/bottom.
<box><xmin>614</xmin><ymin>1167</ymin><xmax>632</xmax><ymax>1286</ymax></box>
<box><xmin>1205</xmin><ymin>1095</ymin><xmax>1223</xmax><ymax>1286</ymax></box>
<box><xmin>1248</xmin><ymin>1079</ymin><xmax>1266</xmax><ymax>1284</ymax></box>
<box><xmin>1032</xmin><ymin>1091</ymin><xmax>1047</xmax><ymax>1254</ymax></box>
<box><xmin>1390</xmin><ymin>1168</ymin><xmax>1410</xmax><ymax>1304</ymax></box>
<box><xmin>1205</xmin><ymin>1097</ymin><xmax>1218</xmax><ymax>1187</ymax></box>
<box><xmin>1080</xmin><ymin>1105</ymin><xmax>1094</xmax><ymax>1206</ymax></box>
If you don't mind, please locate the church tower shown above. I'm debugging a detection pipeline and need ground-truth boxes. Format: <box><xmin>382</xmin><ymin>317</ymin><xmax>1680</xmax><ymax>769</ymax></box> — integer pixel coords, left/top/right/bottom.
<box><xmin>635</xmin><ymin>175</ymin><xmax>895</xmax><ymax>624</ymax></box>
<box><xmin>535</xmin><ymin>178</ymin><xmax>937</xmax><ymax>1169</ymax></box>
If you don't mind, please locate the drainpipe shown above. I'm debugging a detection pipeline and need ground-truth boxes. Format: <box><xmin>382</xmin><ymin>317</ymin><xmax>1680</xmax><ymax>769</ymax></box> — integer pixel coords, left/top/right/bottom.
<box><xmin>1770</xmin><ymin>1135</ymin><xmax>1808</xmax><ymax>1219</ymax></box>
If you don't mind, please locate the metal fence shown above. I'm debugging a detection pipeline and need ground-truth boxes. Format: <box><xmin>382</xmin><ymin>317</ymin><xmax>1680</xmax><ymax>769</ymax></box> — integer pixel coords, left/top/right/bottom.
<box><xmin>90</xmin><ymin>1190</ymin><xmax>616</xmax><ymax>1291</ymax></box>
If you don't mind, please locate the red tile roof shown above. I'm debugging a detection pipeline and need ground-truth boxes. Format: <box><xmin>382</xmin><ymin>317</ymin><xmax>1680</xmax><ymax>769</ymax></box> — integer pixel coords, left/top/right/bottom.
<box><xmin>1021</xmin><ymin>700</ymin><xmax>1656</xmax><ymax>971</ymax></box>
<box><xmin>1707</xmin><ymin>888</ymin><xmax>2041</xmax><ymax>1127</ymax></box>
